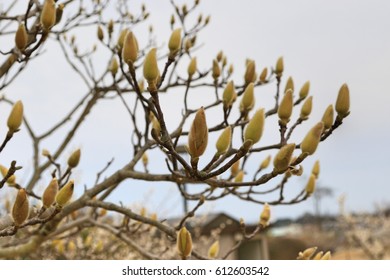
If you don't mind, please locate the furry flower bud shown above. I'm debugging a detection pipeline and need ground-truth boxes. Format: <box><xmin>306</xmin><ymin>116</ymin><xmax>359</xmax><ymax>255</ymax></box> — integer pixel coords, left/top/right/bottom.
<box><xmin>222</xmin><ymin>81</ymin><xmax>235</xmax><ymax>108</ymax></box>
<box><xmin>55</xmin><ymin>180</ymin><xmax>74</xmax><ymax>207</ymax></box>
<box><xmin>208</xmin><ymin>241</ymin><xmax>220</xmax><ymax>259</ymax></box>
<box><xmin>240</xmin><ymin>83</ymin><xmax>255</xmax><ymax>113</ymax></box>
<box><xmin>7</xmin><ymin>100</ymin><xmax>24</xmax><ymax>133</ymax></box>
<box><xmin>275</xmin><ymin>56</ymin><xmax>284</xmax><ymax>77</ymax></box>
<box><xmin>67</xmin><ymin>149</ymin><xmax>81</xmax><ymax>168</ymax></box>
<box><xmin>300</xmin><ymin>122</ymin><xmax>324</xmax><ymax>155</ymax></box>
<box><xmin>244</xmin><ymin>109</ymin><xmax>265</xmax><ymax>145</ymax></box>
<box><xmin>109</xmin><ymin>57</ymin><xmax>119</xmax><ymax>77</ymax></box>
<box><xmin>187</xmin><ymin>107</ymin><xmax>208</xmax><ymax>158</ymax></box>
<box><xmin>0</xmin><ymin>165</ymin><xmax>16</xmax><ymax>185</ymax></box>
<box><xmin>305</xmin><ymin>174</ymin><xmax>316</xmax><ymax>195</ymax></box>
<box><xmin>278</xmin><ymin>90</ymin><xmax>293</xmax><ymax>125</ymax></box>
<box><xmin>284</xmin><ymin>76</ymin><xmax>294</xmax><ymax>93</ymax></box>
<box><xmin>187</xmin><ymin>57</ymin><xmax>197</xmax><ymax>78</ymax></box>
<box><xmin>230</xmin><ymin>160</ymin><xmax>240</xmax><ymax>177</ymax></box>
<box><xmin>12</xmin><ymin>189</ymin><xmax>29</xmax><ymax>226</ymax></box>
<box><xmin>212</xmin><ymin>59</ymin><xmax>220</xmax><ymax>80</ymax></box>
<box><xmin>335</xmin><ymin>83</ymin><xmax>350</xmax><ymax>118</ymax></box>
<box><xmin>244</xmin><ymin>60</ymin><xmax>256</xmax><ymax>84</ymax></box>
<box><xmin>117</xmin><ymin>29</ymin><xmax>128</xmax><ymax>50</ymax></box>
<box><xmin>168</xmin><ymin>28</ymin><xmax>182</xmax><ymax>59</ymax></box>
<box><xmin>40</xmin><ymin>0</ymin><xmax>56</xmax><ymax>31</ymax></box>
<box><xmin>259</xmin><ymin>203</ymin><xmax>271</xmax><ymax>227</ymax></box>
<box><xmin>143</xmin><ymin>48</ymin><xmax>159</xmax><ymax>89</ymax></box>
<box><xmin>15</xmin><ymin>24</ymin><xmax>28</xmax><ymax>50</ymax></box>
<box><xmin>97</xmin><ymin>25</ymin><xmax>104</xmax><ymax>41</ymax></box>
<box><xmin>311</xmin><ymin>160</ymin><xmax>320</xmax><ymax>178</ymax></box>
<box><xmin>259</xmin><ymin>67</ymin><xmax>268</xmax><ymax>82</ymax></box>
<box><xmin>122</xmin><ymin>31</ymin><xmax>138</xmax><ymax>64</ymax></box>
<box><xmin>300</xmin><ymin>96</ymin><xmax>313</xmax><ymax>120</ymax></box>
<box><xmin>177</xmin><ymin>227</ymin><xmax>192</xmax><ymax>259</ymax></box>
<box><xmin>216</xmin><ymin>126</ymin><xmax>232</xmax><ymax>155</ymax></box>
<box><xmin>322</xmin><ymin>105</ymin><xmax>334</xmax><ymax>129</ymax></box>
<box><xmin>299</xmin><ymin>81</ymin><xmax>310</xmax><ymax>99</ymax></box>
<box><xmin>259</xmin><ymin>155</ymin><xmax>271</xmax><ymax>170</ymax></box>
<box><xmin>42</xmin><ymin>178</ymin><xmax>59</xmax><ymax>208</ymax></box>
<box><xmin>273</xmin><ymin>143</ymin><xmax>295</xmax><ymax>174</ymax></box>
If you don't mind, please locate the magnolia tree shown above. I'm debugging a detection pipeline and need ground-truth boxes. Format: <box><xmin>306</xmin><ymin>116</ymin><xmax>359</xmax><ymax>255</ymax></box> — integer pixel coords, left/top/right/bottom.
<box><xmin>0</xmin><ymin>0</ymin><xmax>350</xmax><ymax>259</ymax></box>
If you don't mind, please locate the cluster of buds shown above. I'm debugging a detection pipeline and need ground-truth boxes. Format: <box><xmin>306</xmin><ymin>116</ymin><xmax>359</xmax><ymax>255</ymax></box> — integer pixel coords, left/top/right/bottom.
<box><xmin>297</xmin><ymin>247</ymin><xmax>331</xmax><ymax>260</ymax></box>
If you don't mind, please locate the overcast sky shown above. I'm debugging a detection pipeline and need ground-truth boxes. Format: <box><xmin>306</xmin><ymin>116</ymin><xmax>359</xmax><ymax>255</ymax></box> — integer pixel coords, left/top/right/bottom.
<box><xmin>1</xmin><ymin>0</ymin><xmax>390</xmax><ymax>223</ymax></box>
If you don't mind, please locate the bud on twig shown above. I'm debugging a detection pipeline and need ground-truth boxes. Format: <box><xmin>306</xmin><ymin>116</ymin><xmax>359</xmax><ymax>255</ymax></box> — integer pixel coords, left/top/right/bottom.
<box><xmin>41</xmin><ymin>0</ymin><xmax>56</xmax><ymax>31</ymax></box>
<box><xmin>117</xmin><ymin>29</ymin><xmax>128</xmax><ymax>50</ymax></box>
<box><xmin>278</xmin><ymin>90</ymin><xmax>293</xmax><ymax>125</ymax></box>
<box><xmin>234</xmin><ymin>170</ymin><xmax>244</xmax><ymax>183</ymax></box>
<box><xmin>311</xmin><ymin>160</ymin><xmax>320</xmax><ymax>178</ymax></box>
<box><xmin>42</xmin><ymin>178</ymin><xmax>59</xmax><ymax>208</ymax></box>
<box><xmin>143</xmin><ymin>48</ymin><xmax>159</xmax><ymax>91</ymax></box>
<box><xmin>0</xmin><ymin>165</ymin><xmax>16</xmax><ymax>185</ymax></box>
<box><xmin>335</xmin><ymin>83</ymin><xmax>350</xmax><ymax>118</ymax></box>
<box><xmin>55</xmin><ymin>180</ymin><xmax>74</xmax><ymax>207</ymax></box>
<box><xmin>322</xmin><ymin>105</ymin><xmax>334</xmax><ymax>129</ymax></box>
<box><xmin>259</xmin><ymin>203</ymin><xmax>271</xmax><ymax>227</ymax></box>
<box><xmin>300</xmin><ymin>122</ymin><xmax>324</xmax><ymax>155</ymax></box>
<box><xmin>240</xmin><ymin>83</ymin><xmax>255</xmax><ymax>114</ymax></box>
<box><xmin>273</xmin><ymin>143</ymin><xmax>295</xmax><ymax>174</ymax></box>
<box><xmin>259</xmin><ymin>155</ymin><xmax>271</xmax><ymax>170</ymax></box>
<box><xmin>259</xmin><ymin>67</ymin><xmax>268</xmax><ymax>82</ymax></box>
<box><xmin>7</xmin><ymin>100</ymin><xmax>24</xmax><ymax>133</ymax></box>
<box><xmin>244</xmin><ymin>60</ymin><xmax>256</xmax><ymax>84</ymax></box>
<box><xmin>244</xmin><ymin>109</ymin><xmax>265</xmax><ymax>145</ymax></box>
<box><xmin>12</xmin><ymin>189</ymin><xmax>29</xmax><ymax>226</ymax></box>
<box><xmin>275</xmin><ymin>56</ymin><xmax>284</xmax><ymax>77</ymax></box>
<box><xmin>187</xmin><ymin>57</ymin><xmax>197</xmax><ymax>78</ymax></box>
<box><xmin>122</xmin><ymin>31</ymin><xmax>138</xmax><ymax>64</ymax></box>
<box><xmin>284</xmin><ymin>76</ymin><xmax>294</xmax><ymax>93</ymax></box>
<box><xmin>109</xmin><ymin>57</ymin><xmax>119</xmax><ymax>77</ymax></box>
<box><xmin>216</xmin><ymin>126</ymin><xmax>232</xmax><ymax>155</ymax></box>
<box><xmin>299</xmin><ymin>81</ymin><xmax>310</xmax><ymax>99</ymax></box>
<box><xmin>300</xmin><ymin>96</ymin><xmax>313</xmax><ymax>120</ymax></box>
<box><xmin>212</xmin><ymin>59</ymin><xmax>220</xmax><ymax>80</ymax></box>
<box><xmin>97</xmin><ymin>25</ymin><xmax>104</xmax><ymax>41</ymax></box>
<box><xmin>297</xmin><ymin>247</ymin><xmax>317</xmax><ymax>260</ymax></box>
<box><xmin>177</xmin><ymin>227</ymin><xmax>192</xmax><ymax>259</ymax></box>
<box><xmin>222</xmin><ymin>81</ymin><xmax>235</xmax><ymax>108</ymax></box>
<box><xmin>15</xmin><ymin>24</ymin><xmax>28</xmax><ymax>50</ymax></box>
<box><xmin>187</xmin><ymin>107</ymin><xmax>208</xmax><ymax>158</ymax></box>
<box><xmin>305</xmin><ymin>174</ymin><xmax>316</xmax><ymax>196</ymax></box>
<box><xmin>168</xmin><ymin>28</ymin><xmax>182</xmax><ymax>59</ymax></box>
<box><xmin>231</xmin><ymin>160</ymin><xmax>240</xmax><ymax>177</ymax></box>
<box><xmin>208</xmin><ymin>241</ymin><xmax>220</xmax><ymax>259</ymax></box>
<box><xmin>67</xmin><ymin>149</ymin><xmax>81</xmax><ymax>168</ymax></box>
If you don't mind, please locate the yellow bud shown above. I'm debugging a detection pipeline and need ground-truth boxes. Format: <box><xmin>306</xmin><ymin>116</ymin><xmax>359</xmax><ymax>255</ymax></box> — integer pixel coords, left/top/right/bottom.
<box><xmin>107</xmin><ymin>20</ymin><xmax>114</xmax><ymax>35</ymax></box>
<box><xmin>216</xmin><ymin>126</ymin><xmax>232</xmax><ymax>155</ymax></box>
<box><xmin>97</xmin><ymin>25</ymin><xmax>104</xmax><ymax>41</ymax></box>
<box><xmin>313</xmin><ymin>251</ymin><xmax>324</xmax><ymax>260</ymax></box>
<box><xmin>230</xmin><ymin>160</ymin><xmax>240</xmax><ymax>177</ymax></box>
<box><xmin>122</xmin><ymin>31</ymin><xmax>138</xmax><ymax>64</ymax></box>
<box><xmin>168</xmin><ymin>28</ymin><xmax>182</xmax><ymax>58</ymax></box>
<box><xmin>208</xmin><ymin>241</ymin><xmax>220</xmax><ymax>259</ymax></box>
<box><xmin>187</xmin><ymin>107</ymin><xmax>208</xmax><ymax>158</ymax></box>
<box><xmin>184</xmin><ymin>38</ymin><xmax>192</xmax><ymax>53</ymax></box>
<box><xmin>234</xmin><ymin>170</ymin><xmax>244</xmax><ymax>183</ymax></box>
<box><xmin>138</xmin><ymin>80</ymin><xmax>145</xmax><ymax>93</ymax></box>
<box><xmin>300</xmin><ymin>96</ymin><xmax>313</xmax><ymax>120</ymax></box>
<box><xmin>150</xmin><ymin>213</ymin><xmax>157</xmax><ymax>221</ymax></box>
<box><xmin>275</xmin><ymin>56</ymin><xmax>284</xmax><ymax>76</ymax></box>
<box><xmin>67</xmin><ymin>149</ymin><xmax>81</xmax><ymax>168</ymax></box>
<box><xmin>12</xmin><ymin>189</ymin><xmax>29</xmax><ymax>226</ymax></box>
<box><xmin>321</xmin><ymin>251</ymin><xmax>331</xmax><ymax>260</ymax></box>
<box><xmin>322</xmin><ymin>105</ymin><xmax>334</xmax><ymax>129</ymax></box>
<box><xmin>298</xmin><ymin>247</ymin><xmax>317</xmax><ymax>260</ymax></box>
<box><xmin>55</xmin><ymin>180</ymin><xmax>74</xmax><ymax>207</ymax></box>
<box><xmin>42</xmin><ymin>149</ymin><xmax>50</xmax><ymax>157</ymax></box>
<box><xmin>187</xmin><ymin>57</ymin><xmax>197</xmax><ymax>78</ymax></box>
<box><xmin>259</xmin><ymin>203</ymin><xmax>271</xmax><ymax>227</ymax></box>
<box><xmin>222</xmin><ymin>81</ymin><xmax>235</xmax><ymax>108</ymax></box>
<box><xmin>278</xmin><ymin>90</ymin><xmax>293</xmax><ymax>124</ymax></box>
<box><xmin>117</xmin><ymin>29</ymin><xmax>128</xmax><ymax>50</ymax></box>
<box><xmin>335</xmin><ymin>83</ymin><xmax>350</xmax><ymax>118</ymax></box>
<box><xmin>259</xmin><ymin>155</ymin><xmax>271</xmax><ymax>170</ymax></box>
<box><xmin>109</xmin><ymin>57</ymin><xmax>119</xmax><ymax>76</ymax></box>
<box><xmin>212</xmin><ymin>59</ymin><xmax>220</xmax><ymax>80</ymax></box>
<box><xmin>228</xmin><ymin>64</ymin><xmax>234</xmax><ymax>75</ymax></box>
<box><xmin>244</xmin><ymin>109</ymin><xmax>265</xmax><ymax>145</ymax></box>
<box><xmin>143</xmin><ymin>48</ymin><xmax>159</xmax><ymax>88</ymax></box>
<box><xmin>259</xmin><ymin>67</ymin><xmax>268</xmax><ymax>82</ymax></box>
<box><xmin>273</xmin><ymin>143</ymin><xmax>295</xmax><ymax>174</ymax></box>
<box><xmin>142</xmin><ymin>152</ymin><xmax>148</xmax><ymax>168</ymax></box>
<box><xmin>0</xmin><ymin>165</ymin><xmax>16</xmax><ymax>185</ymax></box>
<box><xmin>216</xmin><ymin>51</ymin><xmax>223</xmax><ymax>62</ymax></box>
<box><xmin>300</xmin><ymin>122</ymin><xmax>324</xmax><ymax>155</ymax></box>
<box><xmin>40</xmin><ymin>0</ymin><xmax>56</xmax><ymax>31</ymax></box>
<box><xmin>299</xmin><ymin>81</ymin><xmax>310</xmax><ymax>99</ymax></box>
<box><xmin>15</xmin><ymin>24</ymin><xmax>28</xmax><ymax>50</ymax></box>
<box><xmin>240</xmin><ymin>83</ymin><xmax>255</xmax><ymax>113</ymax></box>
<box><xmin>7</xmin><ymin>100</ymin><xmax>24</xmax><ymax>133</ymax></box>
<box><xmin>311</xmin><ymin>160</ymin><xmax>320</xmax><ymax>178</ymax></box>
<box><xmin>68</xmin><ymin>241</ymin><xmax>76</xmax><ymax>253</ymax></box>
<box><xmin>42</xmin><ymin>178</ymin><xmax>59</xmax><ymax>208</ymax></box>
<box><xmin>150</xmin><ymin>113</ymin><xmax>161</xmax><ymax>137</ymax></box>
<box><xmin>177</xmin><ymin>227</ymin><xmax>192</xmax><ymax>259</ymax></box>
<box><xmin>244</xmin><ymin>60</ymin><xmax>256</xmax><ymax>84</ymax></box>
<box><xmin>284</xmin><ymin>76</ymin><xmax>294</xmax><ymax>93</ymax></box>
<box><xmin>305</xmin><ymin>174</ymin><xmax>316</xmax><ymax>196</ymax></box>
